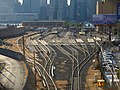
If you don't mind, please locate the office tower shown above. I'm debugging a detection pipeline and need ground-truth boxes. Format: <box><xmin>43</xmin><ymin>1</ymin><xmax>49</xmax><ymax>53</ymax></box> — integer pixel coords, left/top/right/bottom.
<box><xmin>57</xmin><ymin>0</ymin><xmax>67</xmax><ymax>20</ymax></box>
<box><xmin>0</xmin><ymin>0</ymin><xmax>38</xmax><ymax>23</ymax></box>
<box><xmin>14</xmin><ymin>0</ymin><xmax>23</xmax><ymax>13</ymax></box>
<box><xmin>31</xmin><ymin>0</ymin><xmax>40</xmax><ymax>13</ymax></box>
<box><xmin>86</xmin><ymin>0</ymin><xmax>97</xmax><ymax>22</ymax></box>
<box><xmin>39</xmin><ymin>0</ymin><xmax>48</xmax><ymax>20</ymax></box>
<box><xmin>0</xmin><ymin>0</ymin><xmax>15</xmax><ymax>13</ymax></box>
<box><xmin>70</xmin><ymin>0</ymin><xmax>87</xmax><ymax>22</ymax></box>
<box><xmin>23</xmin><ymin>0</ymin><xmax>40</xmax><ymax>13</ymax></box>
<box><xmin>66</xmin><ymin>5</ymin><xmax>70</xmax><ymax>21</ymax></box>
<box><xmin>49</xmin><ymin>0</ymin><xmax>58</xmax><ymax>20</ymax></box>
<box><xmin>49</xmin><ymin>0</ymin><xmax>68</xmax><ymax>20</ymax></box>
<box><xmin>69</xmin><ymin>0</ymin><xmax>76</xmax><ymax>21</ymax></box>
<box><xmin>22</xmin><ymin>0</ymin><xmax>30</xmax><ymax>12</ymax></box>
<box><xmin>40</xmin><ymin>0</ymin><xmax>47</xmax><ymax>6</ymax></box>
<box><xmin>77</xmin><ymin>0</ymin><xmax>87</xmax><ymax>22</ymax></box>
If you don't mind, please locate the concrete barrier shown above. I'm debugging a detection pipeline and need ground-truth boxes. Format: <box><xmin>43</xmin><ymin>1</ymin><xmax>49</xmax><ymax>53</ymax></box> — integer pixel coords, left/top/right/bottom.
<box><xmin>0</xmin><ymin>26</ymin><xmax>25</xmax><ymax>39</ymax></box>
<box><xmin>0</xmin><ymin>48</ymin><xmax>25</xmax><ymax>61</ymax></box>
<box><xmin>0</xmin><ymin>48</ymin><xmax>36</xmax><ymax>90</ymax></box>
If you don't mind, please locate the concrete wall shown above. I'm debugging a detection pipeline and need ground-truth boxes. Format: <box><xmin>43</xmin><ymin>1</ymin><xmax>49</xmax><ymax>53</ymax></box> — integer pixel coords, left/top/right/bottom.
<box><xmin>0</xmin><ymin>26</ymin><xmax>25</xmax><ymax>39</ymax></box>
<box><xmin>0</xmin><ymin>48</ymin><xmax>25</xmax><ymax>61</ymax></box>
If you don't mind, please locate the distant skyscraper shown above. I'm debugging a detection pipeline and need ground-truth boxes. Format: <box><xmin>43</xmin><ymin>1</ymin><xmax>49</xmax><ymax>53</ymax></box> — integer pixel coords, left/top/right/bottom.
<box><xmin>57</xmin><ymin>0</ymin><xmax>67</xmax><ymax>20</ymax></box>
<box><xmin>49</xmin><ymin>0</ymin><xmax>58</xmax><ymax>20</ymax></box>
<box><xmin>31</xmin><ymin>0</ymin><xmax>40</xmax><ymax>13</ymax></box>
<box><xmin>69</xmin><ymin>0</ymin><xmax>76</xmax><ymax>21</ymax></box>
<box><xmin>22</xmin><ymin>0</ymin><xmax>30</xmax><ymax>12</ymax></box>
<box><xmin>23</xmin><ymin>0</ymin><xmax>40</xmax><ymax>13</ymax></box>
<box><xmin>14</xmin><ymin>0</ymin><xmax>23</xmax><ymax>13</ymax></box>
<box><xmin>49</xmin><ymin>0</ymin><xmax>68</xmax><ymax>20</ymax></box>
<box><xmin>86</xmin><ymin>0</ymin><xmax>97</xmax><ymax>22</ymax></box>
<box><xmin>40</xmin><ymin>0</ymin><xmax>47</xmax><ymax>6</ymax></box>
<box><xmin>70</xmin><ymin>0</ymin><xmax>87</xmax><ymax>22</ymax></box>
<box><xmin>77</xmin><ymin>0</ymin><xmax>87</xmax><ymax>22</ymax></box>
<box><xmin>0</xmin><ymin>0</ymin><xmax>15</xmax><ymax>13</ymax></box>
<box><xmin>39</xmin><ymin>0</ymin><xmax>48</xmax><ymax>20</ymax></box>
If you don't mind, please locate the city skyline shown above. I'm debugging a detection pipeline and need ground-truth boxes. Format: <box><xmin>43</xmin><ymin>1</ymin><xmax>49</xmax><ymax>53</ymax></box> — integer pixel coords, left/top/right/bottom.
<box><xmin>0</xmin><ymin>0</ymin><xmax>97</xmax><ymax>22</ymax></box>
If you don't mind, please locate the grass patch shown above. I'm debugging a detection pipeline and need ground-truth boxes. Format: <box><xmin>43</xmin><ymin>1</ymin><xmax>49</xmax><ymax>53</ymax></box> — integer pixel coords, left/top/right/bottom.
<box><xmin>116</xmin><ymin>70</ymin><xmax>120</xmax><ymax>79</ymax></box>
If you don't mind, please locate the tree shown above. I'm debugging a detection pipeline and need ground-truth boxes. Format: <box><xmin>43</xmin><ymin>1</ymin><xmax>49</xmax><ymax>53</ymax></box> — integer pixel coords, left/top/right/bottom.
<box><xmin>117</xmin><ymin>32</ymin><xmax>120</xmax><ymax>37</ymax></box>
<box><xmin>64</xmin><ymin>22</ymin><xmax>70</xmax><ymax>30</ymax></box>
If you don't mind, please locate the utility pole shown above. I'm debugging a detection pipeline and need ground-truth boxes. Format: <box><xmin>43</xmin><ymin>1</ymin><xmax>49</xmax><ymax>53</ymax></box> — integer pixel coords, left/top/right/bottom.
<box><xmin>95</xmin><ymin>33</ymin><xmax>97</xmax><ymax>50</ymax></box>
<box><xmin>112</xmin><ymin>63</ymin><xmax>114</xmax><ymax>89</ymax></box>
<box><xmin>22</xmin><ymin>35</ymin><xmax>25</xmax><ymax>56</ymax></box>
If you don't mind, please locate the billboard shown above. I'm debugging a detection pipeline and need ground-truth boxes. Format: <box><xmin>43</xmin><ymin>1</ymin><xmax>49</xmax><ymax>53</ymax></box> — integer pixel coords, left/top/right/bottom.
<box><xmin>93</xmin><ymin>14</ymin><xmax>117</xmax><ymax>25</ymax></box>
<box><xmin>117</xmin><ymin>3</ymin><xmax>120</xmax><ymax>21</ymax></box>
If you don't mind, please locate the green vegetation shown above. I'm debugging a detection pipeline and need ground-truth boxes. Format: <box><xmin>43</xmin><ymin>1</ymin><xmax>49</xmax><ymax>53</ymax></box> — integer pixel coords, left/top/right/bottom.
<box><xmin>64</xmin><ymin>22</ymin><xmax>83</xmax><ymax>30</ymax></box>
<box><xmin>117</xmin><ymin>32</ymin><xmax>120</xmax><ymax>37</ymax></box>
<box><xmin>117</xmin><ymin>70</ymin><xmax>120</xmax><ymax>79</ymax></box>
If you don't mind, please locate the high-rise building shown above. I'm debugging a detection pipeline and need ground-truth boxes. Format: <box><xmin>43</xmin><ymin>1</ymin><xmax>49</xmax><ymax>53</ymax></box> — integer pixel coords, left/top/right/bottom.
<box><xmin>23</xmin><ymin>0</ymin><xmax>40</xmax><ymax>13</ymax></box>
<box><xmin>31</xmin><ymin>0</ymin><xmax>40</xmax><ymax>13</ymax></box>
<box><xmin>22</xmin><ymin>0</ymin><xmax>30</xmax><ymax>13</ymax></box>
<box><xmin>49</xmin><ymin>0</ymin><xmax>68</xmax><ymax>20</ymax></box>
<box><xmin>39</xmin><ymin>0</ymin><xmax>48</xmax><ymax>20</ymax></box>
<box><xmin>14</xmin><ymin>0</ymin><xmax>23</xmax><ymax>13</ymax></box>
<box><xmin>96</xmin><ymin>0</ymin><xmax>118</xmax><ymax>14</ymax></box>
<box><xmin>0</xmin><ymin>0</ymin><xmax>15</xmax><ymax>13</ymax></box>
<box><xmin>57</xmin><ymin>0</ymin><xmax>67</xmax><ymax>20</ymax></box>
<box><xmin>49</xmin><ymin>0</ymin><xmax>58</xmax><ymax>20</ymax></box>
<box><xmin>69</xmin><ymin>0</ymin><xmax>76</xmax><ymax>21</ymax></box>
<box><xmin>70</xmin><ymin>0</ymin><xmax>87</xmax><ymax>22</ymax></box>
<box><xmin>78</xmin><ymin>0</ymin><xmax>87</xmax><ymax>22</ymax></box>
<box><xmin>86</xmin><ymin>0</ymin><xmax>97</xmax><ymax>22</ymax></box>
<box><xmin>40</xmin><ymin>0</ymin><xmax>47</xmax><ymax>6</ymax></box>
<box><xmin>66</xmin><ymin>5</ymin><xmax>70</xmax><ymax>21</ymax></box>
<box><xmin>0</xmin><ymin>0</ymin><xmax>38</xmax><ymax>23</ymax></box>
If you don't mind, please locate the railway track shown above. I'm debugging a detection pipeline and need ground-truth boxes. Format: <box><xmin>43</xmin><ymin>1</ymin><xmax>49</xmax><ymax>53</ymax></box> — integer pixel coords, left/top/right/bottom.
<box><xmin>15</xmin><ymin>30</ymin><xmax>100</xmax><ymax>90</ymax></box>
<box><xmin>16</xmin><ymin>32</ymin><xmax>58</xmax><ymax>90</ymax></box>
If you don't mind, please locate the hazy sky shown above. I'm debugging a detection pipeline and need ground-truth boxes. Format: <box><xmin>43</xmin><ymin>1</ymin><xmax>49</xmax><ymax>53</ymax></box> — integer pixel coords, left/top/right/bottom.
<box><xmin>18</xmin><ymin>0</ymin><xmax>70</xmax><ymax>5</ymax></box>
<box><xmin>18</xmin><ymin>0</ymin><xmax>23</xmax><ymax>4</ymax></box>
